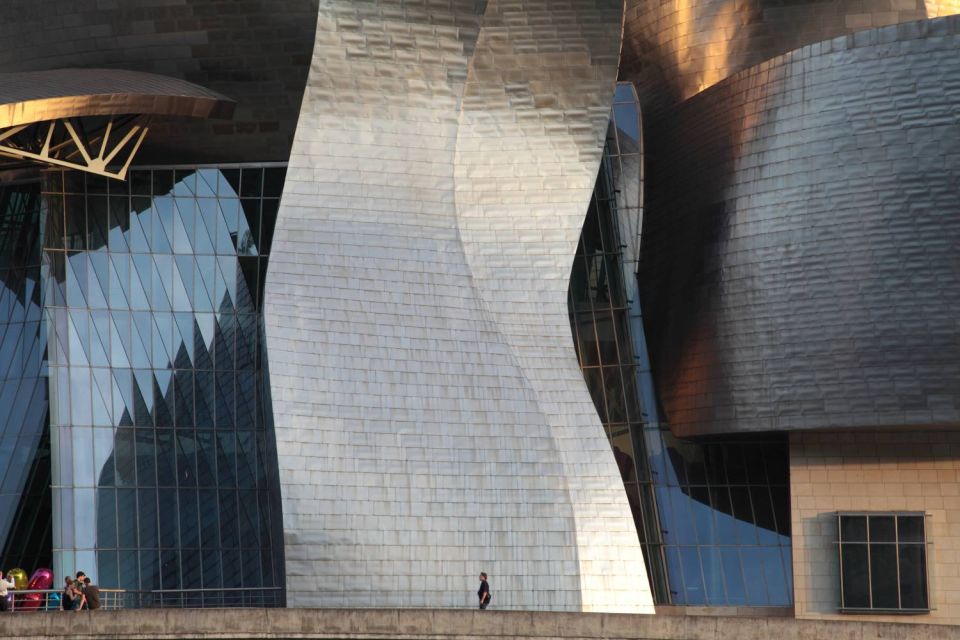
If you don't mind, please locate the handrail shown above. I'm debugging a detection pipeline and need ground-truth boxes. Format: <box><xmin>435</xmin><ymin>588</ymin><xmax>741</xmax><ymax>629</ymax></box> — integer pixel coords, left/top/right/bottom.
<box><xmin>4</xmin><ymin>586</ymin><xmax>283</xmax><ymax>611</ymax></box>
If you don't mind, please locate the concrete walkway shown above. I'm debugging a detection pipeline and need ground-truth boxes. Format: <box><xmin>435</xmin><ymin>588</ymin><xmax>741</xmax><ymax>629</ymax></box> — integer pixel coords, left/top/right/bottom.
<box><xmin>6</xmin><ymin>608</ymin><xmax>960</xmax><ymax>640</ymax></box>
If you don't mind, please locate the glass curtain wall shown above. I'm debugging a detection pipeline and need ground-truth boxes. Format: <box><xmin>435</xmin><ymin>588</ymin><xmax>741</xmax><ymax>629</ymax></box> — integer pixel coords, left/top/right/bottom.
<box><xmin>569</xmin><ymin>83</ymin><xmax>793</xmax><ymax>607</ymax></box>
<box><xmin>0</xmin><ymin>180</ymin><xmax>51</xmax><ymax>573</ymax></box>
<box><xmin>41</xmin><ymin>167</ymin><xmax>285</xmax><ymax>605</ymax></box>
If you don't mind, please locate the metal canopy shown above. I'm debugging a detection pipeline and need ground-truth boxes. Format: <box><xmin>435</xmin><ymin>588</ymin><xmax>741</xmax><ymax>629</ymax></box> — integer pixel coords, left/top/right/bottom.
<box><xmin>0</xmin><ymin>68</ymin><xmax>235</xmax><ymax>179</ymax></box>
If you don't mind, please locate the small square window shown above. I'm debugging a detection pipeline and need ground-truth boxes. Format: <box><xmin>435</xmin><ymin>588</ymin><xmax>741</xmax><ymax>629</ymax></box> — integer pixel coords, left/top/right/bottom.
<box><xmin>837</xmin><ymin>512</ymin><xmax>929</xmax><ymax>613</ymax></box>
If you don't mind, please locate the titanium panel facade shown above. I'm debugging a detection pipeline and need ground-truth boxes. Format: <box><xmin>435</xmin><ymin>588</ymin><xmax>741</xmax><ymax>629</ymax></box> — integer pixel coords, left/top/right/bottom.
<box><xmin>639</xmin><ymin>17</ymin><xmax>960</xmax><ymax>437</ymax></box>
<box><xmin>0</xmin><ymin>0</ymin><xmax>318</xmax><ymax>163</ymax></box>
<box><xmin>265</xmin><ymin>0</ymin><xmax>653</xmax><ymax>612</ymax></box>
<box><xmin>621</xmin><ymin>0</ymin><xmax>960</xmax><ymax>110</ymax></box>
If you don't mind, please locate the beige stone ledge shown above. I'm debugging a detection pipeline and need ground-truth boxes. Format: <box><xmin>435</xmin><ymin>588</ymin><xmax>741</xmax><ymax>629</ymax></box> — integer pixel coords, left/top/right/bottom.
<box><xmin>7</xmin><ymin>609</ymin><xmax>960</xmax><ymax>640</ymax></box>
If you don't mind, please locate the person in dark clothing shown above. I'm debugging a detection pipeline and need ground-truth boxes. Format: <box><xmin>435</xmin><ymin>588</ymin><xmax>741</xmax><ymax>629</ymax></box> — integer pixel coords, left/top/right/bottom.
<box><xmin>82</xmin><ymin>577</ymin><xmax>101</xmax><ymax>610</ymax></box>
<box><xmin>477</xmin><ymin>572</ymin><xmax>490</xmax><ymax>610</ymax></box>
<box><xmin>61</xmin><ymin>577</ymin><xmax>75</xmax><ymax>611</ymax></box>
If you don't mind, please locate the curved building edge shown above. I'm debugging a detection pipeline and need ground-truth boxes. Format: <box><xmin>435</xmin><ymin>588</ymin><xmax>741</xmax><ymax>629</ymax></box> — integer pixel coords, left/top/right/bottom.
<box><xmin>621</xmin><ymin>0</ymin><xmax>960</xmax><ymax>110</ymax></box>
<box><xmin>638</xmin><ymin>16</ymin><xmax>960</xmax><ymax>437</ymax></box>
<box><xmin>264</xmin><ymin>0</ymin><xmax>653</xmax><ymax>612</ymax></box>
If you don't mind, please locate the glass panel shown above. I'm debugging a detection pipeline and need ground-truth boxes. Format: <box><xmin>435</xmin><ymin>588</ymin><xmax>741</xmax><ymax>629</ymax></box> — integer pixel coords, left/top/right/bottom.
<box><xmin>841</xmin><ymin>543</ymin><xmax>869</xmax><ymax>608</ymax></box>
<box><xmin>117</xmin><ymin>488</ymin><xmax>138</xmax><ymax>548</ymax></box>
<box><xmin>700</xmin><ymin>547</ymin><xmax>725</xmax><ymax>604</ymax></box>
<box><xmin>869</xmin><ymin>515</ymin><xmax>896</xmax><ymax>543</ymax></box>
<box><xmin>138</xmin><ymin>488</ymin><xmax>158</xmax><ymax>549</ymax></box>
<box><xmin>898</xmin><ymin>545</ymin><xmax>928</xmax><ymax>609</ymax></box>
<box><xmin>156</xmin><ymin>431</ymin><xmax>177</xmax><ymax>487</ymax></box>
<box><xmin>135</xmin><ymin>429</ymin><xmax>156</xmax><ymax>487</ymax></box>
<box><xmin>176</xmin><ymin>432</ymin><xmax>197</xmax><ymax>487</ymax></box>
<box><xmin>119</xmin><ymin>549</ymin><xmax>139</xmax><ymax>590</ymax></box>
<box><xmin>216</xmin><ymin>432</ymin><xmax>236</xmax><ymax>486</ymax></box>
<box><xmin>181</xmin><ymin>548</ymin><xmax>203</xmax><ymax>590</ymax></box>
<box><xmin>179</xmin><ymin>488</ymin><xmax>200</xmax><ymax>549</ymax></box>
<box><xmin>721</xmin><ymin>547</ymin><xmax>747</xmax><ymax>605</ymax></box>
<box><xmin>870</xmin><ymin>543</ymin><xmax>899</xmax><ymax>608</ymax></box>
<box><xmin>158</xmin><ymin>488</ymin><xmax>179</xmax><ymax>549</ymax></box>
<box><xmin>219</xmin><ymin>490</ymin><xmax>239</xmax><ymax>548</ymax></box>
<box><xmin>98</xmin><ymin>549</ymin><xmax>119</xmax><ymax>589</ymax></box>
<box><xmin>113</xmin><ymin>426</ymin><xmax>135</xmax><ymax>487</ymax></box>
<box><xmin>161</xmin><ymin>549</ymin><xmax>181</xmax><ymax>590</ymax></box>
<box><xmin>760</xmin><ymin>546</ymin><xmax>789</xmax><ymax>606</ymax></box>
<box><xmin>222</xmin><ymin>547</ymin><xmax>242</xmax><ymax>588</ymax></box>
<box><xmin>140</xmin><ymin>548</ymin><xmax>160</xmax><ymax>590</ymax></box>
<box><xmin>216</xmin><ymin>371</ymin><xmax>235</xmax><ymax>429</ymax></box>
<box><xmin>260</xmin><ymin>199</ymin><xmax>279</xmax><ymax>255</ymax></box>
<box><xmin>202</xmin><ymin>548</ymin><xmax>222</xmax><ymax>588</ymax></box>
<box><xmin>199</xmin><ymin>488</ymin><xmax>219</xmax><ymax>549</ymax></box>
<box><xmin>97</xmin><ymin>488</ymin><xmax>117</xmax><ymax>549</ymax></box>
<box><xmin>262</xmin><ymin>168</ymin><xmax>285</xmax><ymax>198</ymax></box>
<box><xmin>41</xmin><ymin>166</ymin><xmax>285</xmax><ymax>606</ymax></box>
<box><xmin>678</xmin><ymin>547</ymin><xmax>705</xmax><ymax>605</ymax></box>
<box><xmin>239</xmin><ymin>490</ymin><xmax>259</xmax><ymax>549</ymax></box>
<box><xmin>840</xmin><ymin>515</ymin><xmax>867</xmax><ymax>542</ymax></box>
<box><xmin>740</xmin><ymin>547</ymin><xmax>769</xmax><ymax>606</ymax></box>
<box><xmin>240</xmin><ymin>168</ymin><xmax>263</xmax><ymax>198</ymax></box>
<box><xmin>196</xmin><ymin>431</ymin><xmax>217</xmax><ymax>487</ymax></box>
<box><xmin>898</xmin><ymin>516</ymin><xmax>925</xmax><ymax>543</ymax></box>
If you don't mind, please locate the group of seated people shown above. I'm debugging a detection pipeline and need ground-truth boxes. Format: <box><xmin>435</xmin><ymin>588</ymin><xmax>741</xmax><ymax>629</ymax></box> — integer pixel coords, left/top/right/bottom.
<box><xmin>0</xmin><ymin>568</ymin><xmax>100</xmax><ymax>611</ymax></box>
<box><xmin>61</xmin><ymin>572</ymin><xmax>100</xmax><ymax>611</ymax></box>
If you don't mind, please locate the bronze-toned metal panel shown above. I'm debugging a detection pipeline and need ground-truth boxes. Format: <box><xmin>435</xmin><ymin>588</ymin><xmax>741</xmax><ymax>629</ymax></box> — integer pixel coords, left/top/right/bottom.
<box><xmin>0</xmin><ymin>69</ymin><xmax>233</xmax><ymax>127</ymax></box>
<box><xmin>621</xmin><ymin>0</ymin><xmax>960</xmax><ymax>111</ymax></box>
<box><xmin>0</xmin><ymin>0</ymin><xmax>318</xmax><ymax>163</ymax></box>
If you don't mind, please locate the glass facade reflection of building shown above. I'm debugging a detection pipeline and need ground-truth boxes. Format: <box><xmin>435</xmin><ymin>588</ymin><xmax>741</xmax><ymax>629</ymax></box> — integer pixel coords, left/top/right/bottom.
<box><xmin>0</xmin><ymin>181</ymin><xmax>51</xmax><ymax>574</ymax></box>
<box><xmin>41</xmin><ymin>167</ymin><xmax>285</xmax><ymax>604</ymax></box>
<box><xmin>570</xmin><ymin>84</ymin><xmax>793</xmax><ymax>607</ymax></box>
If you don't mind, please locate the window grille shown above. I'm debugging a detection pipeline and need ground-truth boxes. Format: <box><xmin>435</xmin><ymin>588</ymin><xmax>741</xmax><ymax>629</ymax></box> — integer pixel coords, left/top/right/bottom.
<box><xmin>837</xmin><ymin>512</ymin><xmax>929</xmax><ymax>613</ymax></box>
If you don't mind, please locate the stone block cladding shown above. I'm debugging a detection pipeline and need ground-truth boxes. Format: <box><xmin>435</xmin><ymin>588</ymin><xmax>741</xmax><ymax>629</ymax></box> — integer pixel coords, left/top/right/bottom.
<box><xmin>264</xmin><ymin>0</ymin><xmax>653</xmax><ymax>612</ymax></box>
<box><xmin>637</xmin><ymin>17</ymin><xmax>960</xmax><ymax>437</ymax></box>
<box><xmin>791</xmin><ymin>429</ymin><xmax>960</xmax><ymax>625</ymax></box>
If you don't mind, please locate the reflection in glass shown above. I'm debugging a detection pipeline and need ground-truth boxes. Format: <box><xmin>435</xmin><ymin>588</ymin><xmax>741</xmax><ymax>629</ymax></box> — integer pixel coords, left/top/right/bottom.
<box><xmin>568</xmin><ymin>84</ymin><xmax>792</xmax><ymax>607</ymax></box>
<box><xmin>44</xmin><ymin>167</ymin><xmax>286</xmax><ymax>606</ymax></box>
<box><xmin>0</xmin><ymin>181</ymin><xmax>51</xmax><ymax>573</ymax></box>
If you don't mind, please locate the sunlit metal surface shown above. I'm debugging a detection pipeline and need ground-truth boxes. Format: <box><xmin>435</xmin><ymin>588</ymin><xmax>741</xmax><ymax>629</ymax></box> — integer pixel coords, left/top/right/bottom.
<box><xmin>0</xmin><ymin>69</ymin><xmax>234</xmax><ymax>178</ymax></box>
<box><xmin>621</xmin><ymin>0</ymin><xmax>960</xmax><ymax>110</ymax></box>
<box><xmin>265</xmin><ymin>0</ymin><xmax>653</xmax><ymax>612</ymax></box>
<box><xmin>639</xmin><ymin>17</ymin><xmax>960</xmax><ymax>437</ymax></box>
<box><xmin>0</xmin><ymin>69</ymin><xmax>233</xmax><ymax>128</ymax></box>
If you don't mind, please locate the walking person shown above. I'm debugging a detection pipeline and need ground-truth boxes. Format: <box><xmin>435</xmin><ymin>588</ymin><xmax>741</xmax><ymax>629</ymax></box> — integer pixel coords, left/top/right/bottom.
<box><xmin>477</xmin><ymin>572</ymin><xmax>491</xmax><ymax>610</ymax></box>
<box><xmin>0</xmin><ymin>570</ymin><xmax>14</xmax><ymax>612</ymax></box>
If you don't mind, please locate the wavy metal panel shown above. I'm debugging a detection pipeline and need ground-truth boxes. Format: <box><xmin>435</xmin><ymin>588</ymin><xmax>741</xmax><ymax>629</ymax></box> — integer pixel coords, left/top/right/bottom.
<box><xmin>265</xmin><ymin>0</ymin><xmax>653</xmax><ymax>611</ymax></box>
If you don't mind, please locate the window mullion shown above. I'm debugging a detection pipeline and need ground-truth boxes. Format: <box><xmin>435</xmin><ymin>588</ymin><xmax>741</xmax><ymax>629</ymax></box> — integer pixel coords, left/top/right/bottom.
<box><xmin>866</xmin><ymin>516</ymin><xmax>873</xmax><ymax>609</ymax></box>
<box><xmin>895</xmin><ymin>516</ymin><xmax>902</xmax><ymax>609</ymax></box>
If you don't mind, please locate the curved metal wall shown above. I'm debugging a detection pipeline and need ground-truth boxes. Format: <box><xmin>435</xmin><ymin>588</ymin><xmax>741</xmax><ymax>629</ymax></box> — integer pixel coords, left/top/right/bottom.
<box><xmin>639</xmin><ymin>16</ymin><xmax>960</xmax><ymax>437</ymax></box>
<box><xmin>621</xmin><ymin>0</ymin><xmax>960</xmax><ymax>109</ymax></box>
<box><xmin>453</xmin><ymin>0</ymin><xmax>648</xmax><ymax>612</ymax></box>
<box><xmin>0</xmin><ymin>0</ymin><xmax>318</xmax><ymax>163</ymax></box>
<box><xmin>264</xmin><ymin>0</ymin><xmax>653</xmax><ymax>612</ymax></box>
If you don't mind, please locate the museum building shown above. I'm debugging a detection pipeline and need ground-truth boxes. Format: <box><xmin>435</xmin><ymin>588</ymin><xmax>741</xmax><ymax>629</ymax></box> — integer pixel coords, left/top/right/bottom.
<box><xmin>0</xmin><ymin>0</ymin><xmax>957</xmax><ymax>626</ymax></box>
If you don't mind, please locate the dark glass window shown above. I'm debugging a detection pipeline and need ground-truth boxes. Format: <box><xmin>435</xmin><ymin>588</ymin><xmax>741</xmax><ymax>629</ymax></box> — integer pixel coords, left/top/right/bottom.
<box><xmin>838</xmin><ymin>513</ymin><xmax>929</xmax><ymax>612</ymax></box>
